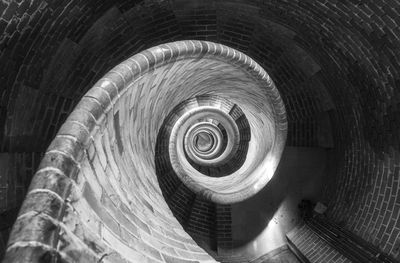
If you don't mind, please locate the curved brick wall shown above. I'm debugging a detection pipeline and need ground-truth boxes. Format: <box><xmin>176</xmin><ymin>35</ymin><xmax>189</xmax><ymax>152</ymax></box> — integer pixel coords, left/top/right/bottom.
<box><xmin>1</xmin><ymin>0</ymin><xmax>400</xmax><ymax>261</ymax></box>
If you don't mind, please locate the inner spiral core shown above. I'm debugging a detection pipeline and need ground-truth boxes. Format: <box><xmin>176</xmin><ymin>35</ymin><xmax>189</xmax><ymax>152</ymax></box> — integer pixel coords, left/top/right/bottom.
<box><xmin>152</xmin><ymin>41</ymin><xmax>287</xmax><ymax>204</ymax></box>
<box><xmin>157</xmin><ymin>94</ymin><xmax>252</xmax><ymax>196</ymax></box>
<box><xmin>194</xmin><ymin>132</ymin><xmax>214</xmax><ymax>152</ymax></box>
<box><xmin>185</xmin><ymin>121</ymin><xmax>226</xmax><ymax>163</ymax></box>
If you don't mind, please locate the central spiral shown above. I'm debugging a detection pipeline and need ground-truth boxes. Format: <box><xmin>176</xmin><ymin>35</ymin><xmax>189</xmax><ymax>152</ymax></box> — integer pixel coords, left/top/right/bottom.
<box><xmin>186</xmin><ymin>122</ymin><xmax>222</xmax><ymax>161</ymax></box>
<box><xmin>193</xmin><ymin>131</ymin><xmax>214</xmax><ymax>152</ymax></box>
<box><xmin>147</xmin><ymin>40</ymin><xmax>287</xmax><ymax>204</ymax></box>
<box><xmin>166</xmin><ymin>95</ymin><xmax>250</xmax><ymax>179</ymax></box>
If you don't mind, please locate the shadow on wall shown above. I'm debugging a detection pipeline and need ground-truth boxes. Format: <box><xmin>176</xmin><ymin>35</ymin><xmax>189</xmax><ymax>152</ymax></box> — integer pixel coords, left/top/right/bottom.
<box><xmin>230</xmin><ymin>146</ymin><xmax>329</xmax><ymax>259</ymax></box>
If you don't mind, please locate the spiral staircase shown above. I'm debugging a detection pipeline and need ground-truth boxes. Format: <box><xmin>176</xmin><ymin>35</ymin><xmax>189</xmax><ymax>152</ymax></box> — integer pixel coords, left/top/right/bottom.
<box><xmin>3</xmin><ymin>41</ymin><xmax>289</xmax><ymax>262</ymax></box>
<box><xmin>1</xmin><ymin>1</ymin><xmax>400</xmax><ymax>262</ymax></box>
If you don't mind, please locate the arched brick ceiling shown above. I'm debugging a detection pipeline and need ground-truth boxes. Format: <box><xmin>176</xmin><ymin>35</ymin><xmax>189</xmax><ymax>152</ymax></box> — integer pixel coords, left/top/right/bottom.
<box><xmin>1</xmin><ymin>0</ymin><xmax>400</xmax><ymax>260</ymax></box>
<box><xmin>1</xmin><ymin>0</ymin><xmax>332</xmax><ymax>153</ymax></box>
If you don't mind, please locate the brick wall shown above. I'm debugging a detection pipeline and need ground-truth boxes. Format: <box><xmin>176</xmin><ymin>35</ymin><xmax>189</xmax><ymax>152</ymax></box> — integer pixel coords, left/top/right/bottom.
<box><xmin>1</xmin><ymin>0</ymin><xmax>400</xmax><ymax>261</ymax></box>
<box><xmin>0</xmin><ymin>152</ymin><xmax>41</xmax><ymax>259</ymax></box>
<box><xmin>0</xmin><ymin>153</ymin><xmax>41</xmax><ymax>213</ymax></box>
<box><xmin>287</xmin><ymin>224</ymin><xmax>351</xmax><ymax>263</ymax></box>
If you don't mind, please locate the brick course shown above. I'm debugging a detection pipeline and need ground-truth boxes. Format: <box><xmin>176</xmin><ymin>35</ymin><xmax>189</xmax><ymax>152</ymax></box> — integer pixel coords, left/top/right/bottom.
<box><xmin>287</xmin><ymin>224</ymin><xmax>351</xmax><ymax>263</ymax></box>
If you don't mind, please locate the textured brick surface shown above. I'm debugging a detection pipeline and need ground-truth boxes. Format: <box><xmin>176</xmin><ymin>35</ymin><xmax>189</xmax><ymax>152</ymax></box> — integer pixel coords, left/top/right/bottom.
<box><xmin>287</xmin><ymin>224</ymin><xmax>351</xmax><ymax>263</ymax></box>
<box><xmin>1</xmin><ymin>0</ymin><xmax>400</xmax><ymax>261</ymax></box>
<box><xmin>0</xmin><ymin>153</ymin><xmax>41</xmax><ymax>213</ymax></box>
